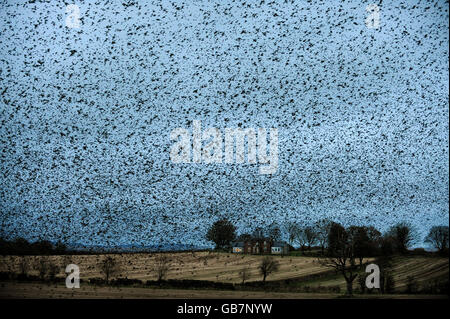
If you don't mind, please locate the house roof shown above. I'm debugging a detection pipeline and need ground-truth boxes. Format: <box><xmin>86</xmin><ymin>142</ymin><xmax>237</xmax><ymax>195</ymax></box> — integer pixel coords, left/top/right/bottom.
<box><xmin>272</xmin><ymin>241</ymin><xmax>287</xmax><ymax>247</ymax></box>
<box><xmin>233</xmin><ymin>240</ymin><xmax>287</xmax><ymax>247</ymax></box>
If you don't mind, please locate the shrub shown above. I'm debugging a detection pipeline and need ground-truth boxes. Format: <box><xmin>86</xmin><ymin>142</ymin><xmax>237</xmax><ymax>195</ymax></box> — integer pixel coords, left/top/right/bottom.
<box><xmin>18</xmin><ymin>256</ymin><xmax>30</xmax><ymax>276</ymax></box>
<box><xmin>384</xmin><ymin>273</ymin><xmax>395</xmax><ymax>293</ymax></box>
<box><xmin>89</xmin><ymin>277</ymin><xmax>107</xmax><ymax>285</ymax></box>
<box><xmin>110</xmin><ymin>277</ymin><xmax>143</xmax><ymax>286</ymax></box>
<box><xmin>330</xmin><ymin>285</ymin><xmax>341</xmax><ymax>293</ymax></box>
<box><xmin>16</xmin><ymin>273</ymin><xmax>39</xmax><ymax>282</ymax></box>
<box><xmin>47</xmin><ymin>261</ymin><xmax>61</xmax><ymax>282</ymax></box>
<box><xmin>145</xmin><ymin>279</ymin><xmax>235</xmax><ymax>290</ymax></box>
<box><xmin>0</xmin><ymin>271</ymin><xmax>12</xmax><ymax>281</ymax></box>
<box><xmin>358</xmin><ymin>273</ymin><xmax>367</xmax><ymax>294</ymax></box>
<box><xmin>154</xmin><ymin>255</ymin><xmax>170</xmax><ymax>282</ymax></box>
<box><xmin>206</xmin><ymin>218</ymin><xmax>236</xmax><ymax>250</ymax></box>
<box><xmin>437</xmin><ymin>280</ymin><xmax>449</xmax><ymax>295</ymax></box>
<box><xmin>33</xmin><ymin>257</ymin><xmax>49</xmax><ymax>281</ymax></box>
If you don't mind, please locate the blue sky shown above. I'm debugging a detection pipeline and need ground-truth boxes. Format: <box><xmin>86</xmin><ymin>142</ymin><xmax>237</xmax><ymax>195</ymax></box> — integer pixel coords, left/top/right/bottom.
<box><xmin>0</xmin><ymin>0</ymin><xmax>448</xmax><ymax>249</ymax></box>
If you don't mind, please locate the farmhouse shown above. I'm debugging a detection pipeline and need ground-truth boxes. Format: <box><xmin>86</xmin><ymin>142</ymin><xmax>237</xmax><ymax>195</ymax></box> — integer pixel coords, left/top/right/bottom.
<box><xmin>232</xmin><ymin>239</ymin><xmax>289</xmax><ymax>255</ymax></box>
<box><xmin>271</xmin><ymin>241</ymin><xmax>289</xmax><ymax>255</ymax></box>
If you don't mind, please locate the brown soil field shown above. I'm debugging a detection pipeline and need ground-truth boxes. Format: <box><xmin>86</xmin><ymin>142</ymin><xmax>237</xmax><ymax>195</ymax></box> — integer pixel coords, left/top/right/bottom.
<box><xmin>389</xmin><ymin>256</ymin><xmax>449</xmax><ymax>291</ymax></box>
<box><xmin>0</xmin><ymin>282</ymin><xmax>447</xmax><ymax>299</ymax></box>
<box><xmin>0</xmin><ymin>253</ymin><xmax>447</xmax><ymax>298</ymax></box>
<box><xmin>0</xmin><ymin>252</ymin><xmax>338</xmax><ymax>283</ymax></box>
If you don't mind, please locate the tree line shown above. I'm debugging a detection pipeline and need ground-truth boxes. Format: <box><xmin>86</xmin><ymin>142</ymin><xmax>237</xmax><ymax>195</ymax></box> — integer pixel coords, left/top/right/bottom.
<box><xmin>206</xmin><ymin>218</ymin><xmax>449</xmax><ymax>256</ymax></box>
<box><xmin>0</xmin><ymin>237</ymin><xmax>68</xmax><ymax>255</ymax></box>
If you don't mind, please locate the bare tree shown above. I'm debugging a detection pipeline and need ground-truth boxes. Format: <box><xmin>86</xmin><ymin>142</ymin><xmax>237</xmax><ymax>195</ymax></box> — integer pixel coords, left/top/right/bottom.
<box><xmin>295</xmin><ymin>228</ymin><xmax>308</xmax><ymax>251</ymax></box>
<box><xmin>34</xmin><ymin>256</ymin><xmax>49</xmax><ymax>281</ymax></box>
<box><xmin>383</xmin><ymin>271</ymin><xmax>395</xmax><ymax>294</ymax></box>
<box><xmin>259</xmin><ymin>256</ymin><xmax>279</xmax><ymax>282</ymax></box>
<box><xmin>239</xmin><ymin>265</ymin><xmax>251</xmax><ymax>284</ymax></box>
<box><xmin>252</xmin><ymin>226</ymin><xmax>265</xmax><ymax>240</ymax></box>
<box><xmin>2</xmin><ymin>256</ymin><xmax>15</xmax><ymax>275</ymax></box>
<box><xmin>315</xmin><ymin>219</ymin><xmax>332</xmax><ymax>255</ymax></box>
<box><xmin>425</xmin><ymin>226</ymin><xmax>449</xmax><ymax>254</ymax></box>
<box><xmin>318</xmin><ymin>223</ymin><xmax>361</xmax><ymax>296</ymax></box>
<box><xmin>154</xmin><ymin>255</ymin><xmax>170</xmax><ymax>282</ymax></box>
<box><xmin>358</xmin><ymin>272</ymin><xmax>368</xmax><ymax>294</ymax></box>
<box><xmin>98</xmin><ymin>256</ymin><xmax>122</xmax><ymax>283</ymax></box>
<box><xmin>61</xmin><ymin>255</ymin><xmax>72</xmax><ymax>270</ymax></box>
<box><xmin>236</xmin><ymin>233</ymin><xmax>252</xmax><ymax>242</ymax></box>
<box><xmin>47</xmin><ymin>260</ymin><xmax>61</xmax><ymax>282</ymax></box>
<box><xmin>18</xmin><ymin>256</ymin><xmax>30</xmax><ymax>276</ymax></box>
<box><xmin>379</xmin><ymin>257</ymin><xmax>395</xmax><ymax>294</ymax></box>
<box><xmin>267</xmin><ymin>222</ymin><xmax>282</xmax><ymax>242</ymax></box>
<box><xmin>295</xmin><ymin>226</ymin><xmax>317</xmax><ymax>251</ymax></box>
<box><xmin>304</xmin><ymin>226</ymin><xmax>318</xmax><ymax>250</ymax></box>
<box><xmin>285</xmin><ymin>222</ymin><xmax>299</xmax><ymax>247</ymax></box>
<box><xmin>206</xmin><ymin>218</ymin><xmax>237</xmax><ymax>250</ymax></box>
<box><xmin>387</xmin><ymin>222</ymin><xmax>415</xmax><ymax>254</ymax></box>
